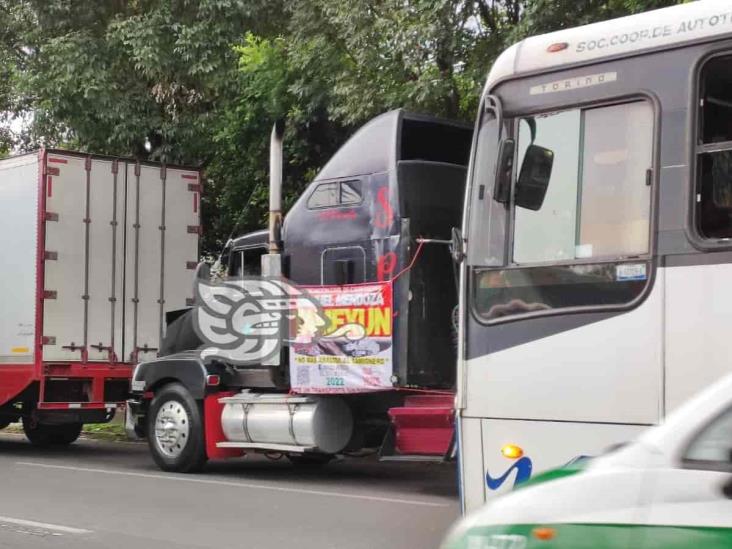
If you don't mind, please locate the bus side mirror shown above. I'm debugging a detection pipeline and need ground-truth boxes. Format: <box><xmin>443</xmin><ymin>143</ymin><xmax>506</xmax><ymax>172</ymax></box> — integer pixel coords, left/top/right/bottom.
<box><xmin>493</xmin><ymin>138</ymin><xmax>515</xmax><ymax>204</ymax></box>
<box><xmin>516</xmin><ymin>144</ymin><xmax>554</xmax><ymax>211</ymax></box>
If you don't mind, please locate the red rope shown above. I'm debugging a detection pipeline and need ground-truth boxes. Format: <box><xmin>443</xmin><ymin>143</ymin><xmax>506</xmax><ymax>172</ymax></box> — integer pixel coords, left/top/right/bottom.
<box><xmin>390</xmin><ymin>239</ymin><xmax>425</xmax><ymax>282</ymax></box>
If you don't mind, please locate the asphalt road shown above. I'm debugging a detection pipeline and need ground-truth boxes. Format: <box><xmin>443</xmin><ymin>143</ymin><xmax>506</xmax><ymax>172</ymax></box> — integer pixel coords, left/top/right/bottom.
<box><xmin>0</xmin><ymin>432</ymin><xmax>458</xmax><ymax>549</ymax></box>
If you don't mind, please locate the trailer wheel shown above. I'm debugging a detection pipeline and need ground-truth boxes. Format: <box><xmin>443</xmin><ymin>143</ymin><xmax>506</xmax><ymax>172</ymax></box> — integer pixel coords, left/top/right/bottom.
<box><xmin>22</xmin><ymin>419</ymin><xmax>83</xmax><ymax>446</ymax></box>
<box><xmin>147</xmin><ymin>383</ymin><xmax>207</xmax><ymax>473</ymax></box>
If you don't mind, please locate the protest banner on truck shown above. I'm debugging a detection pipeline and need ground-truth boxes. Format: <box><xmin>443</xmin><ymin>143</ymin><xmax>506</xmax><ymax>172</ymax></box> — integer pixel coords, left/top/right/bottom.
<box><xmin>290</xmin><ymin>282</ymin><xmax>393</xmax><ymax>393</ymax></box>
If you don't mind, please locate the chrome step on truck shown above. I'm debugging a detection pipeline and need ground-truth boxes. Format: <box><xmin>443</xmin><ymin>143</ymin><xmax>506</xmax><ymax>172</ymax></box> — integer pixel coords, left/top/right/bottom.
<box><xmin>381</xmin><ymin>395</ymin><xmax>456</xmax><ymax>462</ymax></box>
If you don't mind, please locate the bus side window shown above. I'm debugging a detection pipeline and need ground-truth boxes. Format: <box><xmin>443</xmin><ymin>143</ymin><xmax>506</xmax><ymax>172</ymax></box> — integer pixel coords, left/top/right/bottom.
<box><xmin>697</xmin><ymin>55</ymin><xmax>732</xmax><ymax>240</ymax></box>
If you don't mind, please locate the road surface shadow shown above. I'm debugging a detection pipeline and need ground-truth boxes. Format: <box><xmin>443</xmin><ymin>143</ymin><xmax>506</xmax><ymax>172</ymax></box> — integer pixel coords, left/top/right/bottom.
<box><xmin>206</xmin><ymin>454</ymin><xmax>458</xmax><ymax>499</ymax></box>
<box><xmin>0</xmin><ymin>433</ymin><xmax>458</xmax><ymax>500</ymax></box>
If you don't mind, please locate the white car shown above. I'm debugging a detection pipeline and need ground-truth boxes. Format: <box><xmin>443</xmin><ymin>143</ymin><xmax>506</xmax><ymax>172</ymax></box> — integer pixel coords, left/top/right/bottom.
<box><xmin>443</xmin><ymin>373</ymin><xmax>732</xmax><ymax>549</ymax></box>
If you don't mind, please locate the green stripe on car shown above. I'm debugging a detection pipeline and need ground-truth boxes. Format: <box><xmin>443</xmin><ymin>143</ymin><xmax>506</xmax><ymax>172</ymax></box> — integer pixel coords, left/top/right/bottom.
<box><xmin>444</xmin><ymin>524</ymin><xmax>732</xmax><ymax>549</ymax></box>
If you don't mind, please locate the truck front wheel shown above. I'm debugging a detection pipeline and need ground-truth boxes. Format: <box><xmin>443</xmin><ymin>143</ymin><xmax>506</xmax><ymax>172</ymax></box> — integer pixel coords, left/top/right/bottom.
<box><xmin>147</xmin><ymin>383</ymin><xmax>207</xmax><ymax>473</ymax></box>
<box><xmin>22</xmin><ymin>419</ymin><xmax>82</xmax><ymax>446</ymax></box>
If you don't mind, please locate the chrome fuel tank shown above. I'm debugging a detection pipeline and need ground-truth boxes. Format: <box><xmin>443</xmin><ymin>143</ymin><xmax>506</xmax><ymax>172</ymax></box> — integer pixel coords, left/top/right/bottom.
<box><xmin>220</xmin><ymin>393</ymin><xmax>353</xmax><ymax>454</ymax></box>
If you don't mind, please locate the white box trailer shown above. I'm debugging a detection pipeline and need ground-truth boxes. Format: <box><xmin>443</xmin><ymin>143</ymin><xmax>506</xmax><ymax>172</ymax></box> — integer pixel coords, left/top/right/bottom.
<box><xmin>0</xmin><ymin>149</ymin><xmax>200</xmax><ymax>443</ymax></box>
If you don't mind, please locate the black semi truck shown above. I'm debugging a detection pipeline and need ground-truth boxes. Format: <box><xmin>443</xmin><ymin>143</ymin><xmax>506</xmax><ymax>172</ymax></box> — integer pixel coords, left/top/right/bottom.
<box><xmin>126</xmin><ymin>110</ymin><xmax>473</xmax><ymax>472</ymax></box>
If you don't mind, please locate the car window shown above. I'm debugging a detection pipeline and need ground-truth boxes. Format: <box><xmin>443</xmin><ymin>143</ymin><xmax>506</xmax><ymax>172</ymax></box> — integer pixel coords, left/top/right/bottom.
<box><xmin>684</xmin><ymin>406</ymin><xmax>732</xmax><ymax>470</ymax></box>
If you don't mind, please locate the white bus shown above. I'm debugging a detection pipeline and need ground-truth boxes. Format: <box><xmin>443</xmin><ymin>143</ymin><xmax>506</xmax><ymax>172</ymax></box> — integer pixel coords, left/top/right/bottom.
<box><xmin>456</xmin><ymin>0</ymin><xmax>732</xmax><ymax>513</ymax></box>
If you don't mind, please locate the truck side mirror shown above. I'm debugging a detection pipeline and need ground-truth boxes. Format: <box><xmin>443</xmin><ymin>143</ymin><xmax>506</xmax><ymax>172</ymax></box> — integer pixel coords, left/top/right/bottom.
<box><xmin>515</xmin><ymin>144</ymin><xmax>554</xmax><ymax>211</ymax></box>
<box><xmin>492</xmin><ymin>138</ymin><xmax>515</xmax><ymax>204</ymax></box>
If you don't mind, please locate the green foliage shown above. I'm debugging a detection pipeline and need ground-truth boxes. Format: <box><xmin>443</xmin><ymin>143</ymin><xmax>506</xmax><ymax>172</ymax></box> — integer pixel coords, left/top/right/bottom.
<box><xmin>81</xmin><ymin>421</ymin><xmax>128</xmax><ymax>442</ymax></box>
<box><xmin>286</xmin><ymin>1</ymin><xmax>477</xmax><ymax>121</ymax></box>
<box><xmin>203</xmin><ymin>31</ymin><xmax>352</xmax><ymax>251</ymax></box>
<box><xmin>0</xmin><ymin>0</ymin><xmax>686</xmax><ymax>254</ymax></box>
<box><xmin>513</xmin><ymin>0</ymin><xmax>682</xmax><ymax>38</ymax></box>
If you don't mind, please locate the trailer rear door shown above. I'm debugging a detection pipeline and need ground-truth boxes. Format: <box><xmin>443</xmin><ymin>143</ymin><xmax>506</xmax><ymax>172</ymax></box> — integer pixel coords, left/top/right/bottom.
<box><xmin>122</xmin><ymin>163</ymin><xmax>201</xmax><ymax>363</ymax></box>
<box><xmin>123</xmin><ymin>163</ymin><xmax>163</xmax><ymax>363</ymax></box>
<box><xmin>42</xmin><ymin>153</ymin><xmax>200</xmax><ymax>364</ymax></box>
<box><xmin>163</xmin><ymin>168</ymin><xmax>200</xmax><ymax>313</ymax></box>
<box><xmin>86</xmin><ymin>158</ymin><xmax>125</xmax><ymax>362</ymax></box>
<box><xmin>43</xmin><ymin>154</ymin><xmax>91</xmax><ymax>361</ymax></box>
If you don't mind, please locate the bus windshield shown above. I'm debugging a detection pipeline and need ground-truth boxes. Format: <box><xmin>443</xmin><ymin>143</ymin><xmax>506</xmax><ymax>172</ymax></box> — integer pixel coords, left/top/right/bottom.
<box><xmin>472</xmin><ymin>100</ymin><xmax>655</xmax><ymax>322</ymax></box>
<box><xmin>514</xmin><ymin>103</ymin><xmax>653</xmax><ymax>264</ymax></box>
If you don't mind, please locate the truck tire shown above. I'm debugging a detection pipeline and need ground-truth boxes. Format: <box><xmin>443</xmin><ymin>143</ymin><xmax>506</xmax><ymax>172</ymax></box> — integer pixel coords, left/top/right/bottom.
<box><xmin>22</xmin><ymin>419</ymin><xmax>83</xmax><ymax>446</ymax></box>
<box><xmin>147</xmin><ymin>383</ymin><xmax>207</xmax><ymax>473</ymax></box>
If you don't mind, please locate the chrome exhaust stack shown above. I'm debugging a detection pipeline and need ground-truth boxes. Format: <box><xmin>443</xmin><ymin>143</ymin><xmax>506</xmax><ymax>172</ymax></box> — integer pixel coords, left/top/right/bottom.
<box><xmin>266</xmin><ymin>119</ymin><xmax>285</xmax><ymax>259</ymax></box>
<box><xmin>261</xmin><ymin>120</ymin><xmax>285</xmax><ymax>366</ymax></box>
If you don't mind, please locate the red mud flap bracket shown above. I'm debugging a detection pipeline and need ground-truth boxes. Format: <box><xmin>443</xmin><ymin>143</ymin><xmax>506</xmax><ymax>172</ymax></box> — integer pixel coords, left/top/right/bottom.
<box><xmin>204</xmin><ymin>392</ymin><xmax>245</xmax><ymax>460</ymax></box>
<box><xmin>382</xmin><ymin>394</ymin><xmax>455</xmax><ymax>462</ymax></box>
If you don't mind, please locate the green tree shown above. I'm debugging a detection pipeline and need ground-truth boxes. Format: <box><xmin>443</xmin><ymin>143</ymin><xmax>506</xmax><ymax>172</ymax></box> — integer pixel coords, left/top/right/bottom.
<box><xmin>204</xmin><ymin>33</ymin><xmax>353</xmax><ymax>251</ymax></box>
<box><xmin>0</xmin><ymin>0</ymin><xmax>687</xmax><ymax>253</ymax></box>
<box><xmin>0</xmin><ymin>0</ymin><xmax>286</xmax><ymax>252</ymax></box>
<box><xmin>286</xmin><ymin>0</ymin><xmax>481</xmax><ymax>122</ymax></box>
<box><xmin>514</xmin><ymin>0</ymin><xmax>683</xmax><ymax>38</ymax></box>
<box><xmin>1</xmin><ymin>0</ymin><xmax>282</xmax><ymax>161</ymax></box>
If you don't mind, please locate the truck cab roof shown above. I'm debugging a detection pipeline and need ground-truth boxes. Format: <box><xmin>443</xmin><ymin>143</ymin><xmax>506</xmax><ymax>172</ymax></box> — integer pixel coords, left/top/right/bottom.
<box><xmin>313</xmin><ymin>109</ymin><xmax>472</xmax><ymax>182</ymax></box>
<box><xmin>229</xmin><ymin>229</ymin><xmax>268</xmax><ymax>250</ymax></box>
